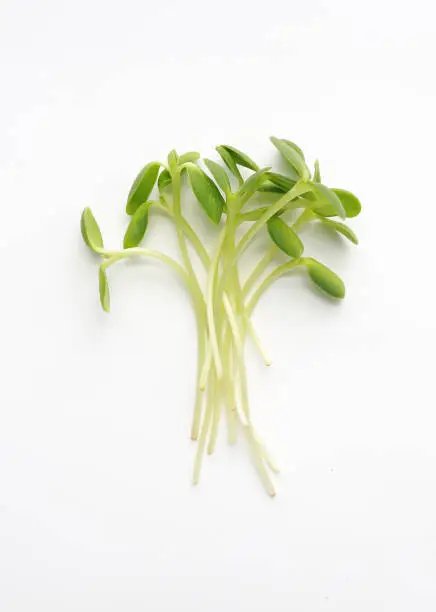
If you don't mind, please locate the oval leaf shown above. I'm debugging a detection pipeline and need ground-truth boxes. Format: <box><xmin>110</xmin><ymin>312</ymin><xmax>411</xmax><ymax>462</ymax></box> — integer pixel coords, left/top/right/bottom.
<box><xmin>187</xmin><ymin>164</ymin><xmax>225</xmax><ymax>224</ymax></box>
<box><xmin>126</xmin><ymin>162</ymin><xmax>160</xmax><ymax>215</ymax></box>
<box><xmin>270</xmin><ymin>136</ymin><xmax>310</xmax><ymax>180</ymax></box>
<box><xmin>281</xmin><ymin>139</ymin><xmax>305</xmax><ymax>160</ymax></box>
<box><xmin>266</xmin><ymin>172</ymin><xmax>297</xmax><ymax>192</ymax></box>
<box><xmin>332</xmin><ymin>189</ymin><xmax>361</xmax><ymax>218</ymax></box>
<box><xmin>238</xmin><ymin>167</ymin><xmax>271</xmax><ymax>202</ymax></box>
<box><xmin>267</xmin><ymin>216</ymin><xmax>304</xmax><ymax>258</ymax></box>
<box><xmin>305</xmin><ymin>259</ymin><xmax>345</xmax><ymax>299</ymax></box>
<box><xmin>257</xmin><ymin>181</ymin><xmax>285</xmax><ymax>194</ymax></box>
<box><xmin>81</xmin><ymin>207</ymin><xmax>104</xmax><ymax>253</ymax></box>
<box><xmin>179</xmin><ymin>151</ymin><xmax>200</xmax><ymax>164</ymax></box>
<box><xmin>219</xmin><ymin>145</ymin><xmax>259</xmax><ymax>171</ymax></box>
<box><xmin>158</xmin><ymin>168</ymin><xmax>172</xmax><ymax>191</ymax></box>
<box><xmin>311</xmin><ymin>187</ymin><xmax>361</xmax><ymax>218</ymax></box>
<box><xmin>99</xmin><ymin>266</ymin><xmax>110</xmax><ymax>312</ymax></box>
<box><xmin>306</xmin><ymin>182</ymin><xmax>346</xmax><ymax>219</ymax></box>
<box><xmin>204</xmin><ymin>159</ymin><xmax>231</xmax><ymax>196</ymax></box>
<box><xmin>123</xmin><ymin>201</ymin><xmax>150</xmax><ymax>249</ymax></box>
<box><xmin>216</xmin><ymin>145</ymin><xmax>243</xmax><ymax>183</ymax></box>
<box><xmin>317</xmin><ymin>218</ymin><xmax>358</xmax><ymax>244</ymax></box>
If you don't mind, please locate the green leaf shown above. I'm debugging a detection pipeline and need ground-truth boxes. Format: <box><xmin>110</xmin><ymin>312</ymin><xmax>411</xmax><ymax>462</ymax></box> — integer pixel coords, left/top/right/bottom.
<box><xmin>266</xmin><ymin>172</ymin><xmax>297</xmax><ymax>192</ymax></box>
<box><xmin>313</xmin><ymin>159</ymin><xmax>321</xmax><ymax>183</ymax></box>
<box><xmin>311</xmin><ymin>188</ymin><xmax>361</xmax><ymax>218</ymax></box>
<box><xmin>316</xmin><ymin>217</ymin><xmax>358</xmax><ymax>244</ymax></box>
<box><xmin>126</xmin><ymin>162</ymin><xmax>160</xmax><ymax>215</ymax></box>
<box><xmin>179</xmin><ymin>151</ymin><xmax>200</xmax><ymax>164</ymax></box>
<box><xmin>305</xmin><ymin>258</ymin><xmax>345</xmax><ymax>299</ymax></box>
<box><xmin>333</xmin><ymin>189</ymin><xmax>361</xmax><ymax>218</ymax></box>
<box><xmin>218</xmin><ymin>145</ymin><xmax>259</xmax><ymax>171</ymax></box>
<box><xmin>99</xmin><ymin>266</ymin><xmax>110</xmax><ymax>312</ymax></box>
<box><xmin>270</xmin><ymin>136</ymin><xmax>310</xmax><ymax>180</ymax></box>
<box><xmin>267</xmin><ymin>216</ymin><xmax>304</xmax><ymax>258</ymax></box>
<box><xmin>123</xmin><ymin>201</ymin><xmax>150</xmax><ymax>248</ymax></box>
<box><xmin>216</xmin><ymin>145</ymin><xmax>243</xmax><ymax>183</ymax></box>
<box><xmin>80</xmin><ymin>207</ymin><xmax>104</xmax><ymax>253</ymax></box>
<box><xmin>281</xmin><ymin>139</ymin><xmax>305</xmax><ymax>161</ymax></box>
<box><xmin>238</xmin><ymin>167</ymin><xmax>271</xmax><ymax>202</ymax></box>
<box><xmin>204</xmin><ymin>159</ymin><xmax>231</xmax><ymax>196</ymax></box>
<box><xmin>306</xmin><ymin>182</ymin><xmax>346</xmax><ymax>219</ymax></box>
<box><xmin>158</xmin><ymin>168</ymin><xmax>172</xmax><ymax>191</ymax></box>
<box><xmin>187</xmin><ymin>164</ymin><xmax>225</xmax><ymax>224</ymax></box>
<box><xmin>257</xmin><ymin>181</ymin><xmax>285</xmax><ymax>194</ymax></box>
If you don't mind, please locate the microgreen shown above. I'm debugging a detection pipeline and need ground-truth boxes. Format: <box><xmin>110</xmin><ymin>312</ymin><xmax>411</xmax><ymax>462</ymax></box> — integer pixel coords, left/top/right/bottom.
<box><xmin>126</xmin><ymin>162</ymin><xmax>160</xmax><ymax>215</ymax></box>
<box><xmin>123</xmin><ymin>201</ymin><xmax>150</xmax><ymax>248</ymax></box>
<box><xmin>80</xmin><ymin>136</ymin><xmax>361</xmax><ymax>496</ymax></box>
<box><xmin>81</xmin><ymin>207</ymin><xmax>104</xmax><ymax>253</ymax></box>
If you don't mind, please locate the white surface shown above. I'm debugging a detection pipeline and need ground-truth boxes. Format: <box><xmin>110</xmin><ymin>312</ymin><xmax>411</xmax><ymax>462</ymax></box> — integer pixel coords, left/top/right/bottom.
<box><xmin>1</xmin><ymin>0</ymin><xmax>436</xmax><ymax>610</ymax></box>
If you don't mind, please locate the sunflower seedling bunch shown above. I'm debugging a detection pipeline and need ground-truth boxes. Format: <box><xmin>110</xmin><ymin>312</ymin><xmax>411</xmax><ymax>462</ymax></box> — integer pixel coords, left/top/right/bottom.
<box><xmin>80</xmin><ymin>137</ymin><xmax>361</xmax><ymax>496</ymax></box>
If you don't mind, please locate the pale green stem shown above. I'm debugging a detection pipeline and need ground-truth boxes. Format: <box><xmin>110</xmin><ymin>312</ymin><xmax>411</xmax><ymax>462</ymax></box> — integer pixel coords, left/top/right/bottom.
<box><xmin>203</xmin><ymin>227</ymin><xmax>226</xmax><ymax>381</ymax></box>
<box><xmin>246</xmin><ymin>259</ymin><xmax>304</xmax><ymax>316</ymax></box>
<box><xmin>207</xmin><ymin>382</ymin><xmax>221</xmax><ymax>454</ymax></box>
<box><xmin>221</xmin><ymin>323</ymin><xmax>237</xmax><ymax>444</ymax></box>
<box><xmin>154</xmin><ymin>200</ymin><xmax>268</xmax><ymax>370</ymax></box>
<box><xmin>193</xmin><ymin>370</ymin><xmax>215</xmax><ymax>485</ymax></box>
<box><xmin>244</xmin><ymin>424</ymin><xmax>276</xmax><ymax>497</ymax></box>
<box><xmin>245</xmin><ymin>316</ymin><xmax>271</xmax><ymax>366</ymax></box>
<box><xmin>217</xmin><ymin>181</ymin><xmax>311</xmax><ymax>307</ymax></box>
<box><xmin>243</xmin><ymin>246</ymin><xmax>276</xmax><ymax>298</ymax></box>
<box><xmin>170</xmin><ymin>172</ymin><xmax>213</xmax><ymax>437</ymax></box>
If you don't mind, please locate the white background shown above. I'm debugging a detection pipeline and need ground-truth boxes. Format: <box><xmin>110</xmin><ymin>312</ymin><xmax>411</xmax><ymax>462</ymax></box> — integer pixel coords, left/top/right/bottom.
<box><xmin>1</xmin><ymin>0</ymin><xmax>435</xmax><ymax>610</ymax></box>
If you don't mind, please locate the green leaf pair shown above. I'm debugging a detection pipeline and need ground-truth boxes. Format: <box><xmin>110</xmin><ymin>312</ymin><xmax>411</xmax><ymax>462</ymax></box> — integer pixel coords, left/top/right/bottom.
<box><xmin>311</xmin><ymin>188</ymin><xmax>361</xmax><ymax>218</ymax></box>
<box><xmin>270</xmin><ymin>136</ymin><xmax>310</xmax><ymax>181</ymax></box>
<box><xmin>216</xmin><ymin>145</ymin><xmax>259</xmax><ymax>183</ymax></box>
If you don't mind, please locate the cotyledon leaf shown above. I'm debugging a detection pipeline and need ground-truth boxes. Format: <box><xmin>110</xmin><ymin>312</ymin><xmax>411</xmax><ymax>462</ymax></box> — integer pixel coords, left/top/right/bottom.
<box><xmin>123</xmin><ymin>201</ymin><xmax>150</xmax><ymax>249</ymax></box>
<box><xmin>281</xmin><ymin>139</ymin><xmax>306</xmax><ymax>161</ymax></box>
<box><xmin>126</xmin><ymin>162</ymin><xmax>160</xmax><ymax>215</ymax></box>
<box><xmin>304</xmin><ymin>258</ymin><xmax>345</xmax><ymax>299</ymax></box>
<box><xmin>257</xmin><ymin>181</ymin><xmax>285</xmax><ymax>194</ymax></box>
<box><xmin>270</xmin><ymin>136</ymin><xmax>310</xmax><ymax>180</ymax></box>
<box><xmin>305</xmin><ymin>182</ymin><xmax>346</xmax><ymax>219</ymax></box>
<box><xmin>216</xmin><ymin>146</ymin><xmax>243</xmax><ymax>183</ymax></box>
<box><xmin>238</xmin><ymin>167</ymin><xmax>271</xmax><ymax>202</ymax></box>
<box><xmin>266</xmin><ymin>172</ymin><xmax>297</xmax><ymax>192</ymax></box>
<box><xmin>311</xmin><ymin>188</ymin><xmax>361</xmax><ymax>218</ymax></box>
<box><xmin>316</xmin><ymin>217</ymin><xmax>358</xmax><ymax>245</ymax></box>
<box><xmin>267</xmin><ymin>216</ymin><xmax>304</xmax><ymax>258</ymax></box>
<box><xmin>218</xmin><ymin>145</ymin><xmax>259</xmax><ymax>171</ymax></box>
<box><xmin>81</xmin><ymin>207</ymin><xmax>104</xmax><ymax>253</ymax></box>
<box><xmin>158</xmin><ymin>168</ymin><xmax>172</xmax><ymax>191</ymax></box>
<box><xmin>99</xmin><ymin>266</ymin><xmax>110</xmax><ymax>312</ymax></box>
<box><xmin>186</xmin><ymin>163</ymin><xmax>225</xmax><ymax>224</ymax></box>
<box><xmin>204</xmin><ymin>159</ymin><xmax>231</xmax><ymax>196</ymax></box>
<box><xmin>179</xmin><ymin>151</ymin><xmax>200</xmax><ymax>164</ymax></box>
